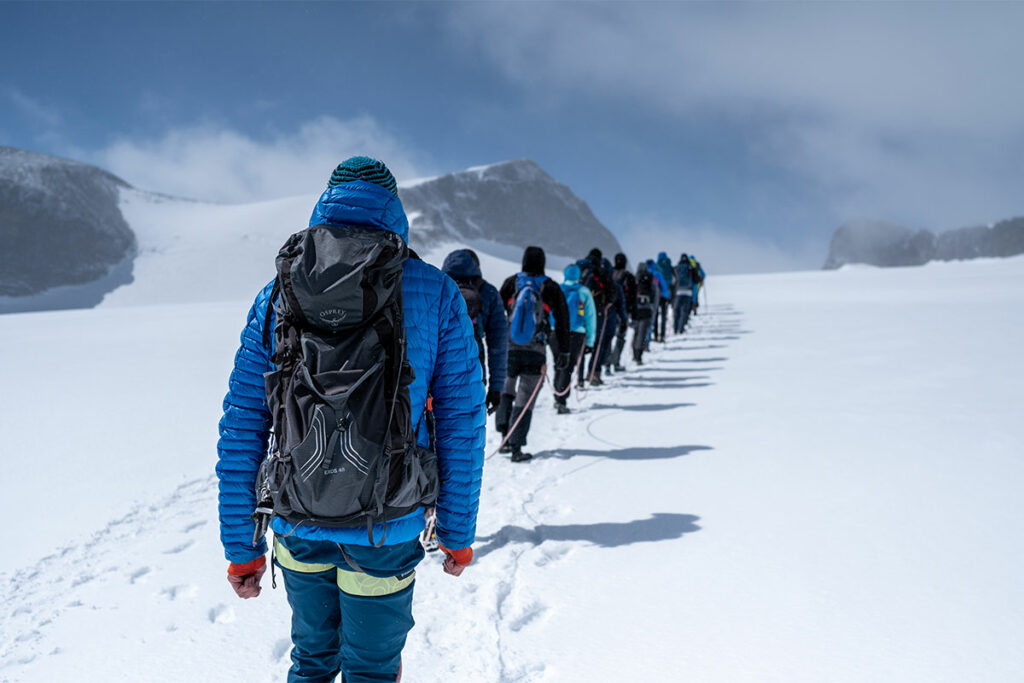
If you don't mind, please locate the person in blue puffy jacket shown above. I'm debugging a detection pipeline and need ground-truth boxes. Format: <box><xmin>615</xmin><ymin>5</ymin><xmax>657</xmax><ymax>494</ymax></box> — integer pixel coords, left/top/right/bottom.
<box><xmin>442</xmin><ymin>248</ymin><xmax>508</xmax><ymax>414</ymax></box>
<box><xmin>215</xmin><ymin>157</ymin><xmax>485</xmax><ymax>683</ymax></box>
<box><xmin>646</xmin><ymin>258</ymin><xmax>669</xmax><ymax>347</ymax></box>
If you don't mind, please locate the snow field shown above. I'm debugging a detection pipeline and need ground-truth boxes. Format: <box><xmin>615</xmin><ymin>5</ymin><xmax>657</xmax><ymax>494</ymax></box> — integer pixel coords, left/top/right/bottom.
<box><xmin>2</xmin><ymin>256</ymin><xmax>1023</xmax><ymax>682</ymax></box>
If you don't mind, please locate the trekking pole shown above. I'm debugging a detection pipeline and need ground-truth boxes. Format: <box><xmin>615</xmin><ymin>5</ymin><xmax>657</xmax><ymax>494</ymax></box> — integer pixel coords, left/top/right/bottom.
<box><xmin>585</xmin><ymin>304</ymin><xmax>613</xmax><ymax>385</ymax></box>
<box><xmin>487</xmin><ymin>363</ymin><xmax>548</xmax><ymax>460</ymax></box>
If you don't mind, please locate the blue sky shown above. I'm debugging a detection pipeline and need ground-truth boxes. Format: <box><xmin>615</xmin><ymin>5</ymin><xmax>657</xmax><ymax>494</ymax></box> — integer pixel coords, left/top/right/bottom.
<box><xmin>3</xmin><ymin>1</ymin><xmax>1023</xmax><ymax>272</ymax></box>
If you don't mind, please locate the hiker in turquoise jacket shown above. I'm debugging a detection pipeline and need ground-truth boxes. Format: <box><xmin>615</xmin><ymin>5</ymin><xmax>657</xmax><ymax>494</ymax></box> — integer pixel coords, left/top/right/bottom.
<box><xmin>553</xmin><ymin>264</ymin><xmax>596</xmax><ymax>413</ymax></box>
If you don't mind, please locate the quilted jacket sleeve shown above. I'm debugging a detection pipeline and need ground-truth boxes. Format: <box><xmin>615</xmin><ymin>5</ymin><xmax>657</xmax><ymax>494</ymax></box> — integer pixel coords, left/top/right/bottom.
<box><xmin>430</xmin><ymin>278</ymin><xmax>487</xmax><ymax>551</ymax></box>
<box><xmin>480</xmin><ymin>281</ymin><xmax>508</xmax><ymax>393</ymax></box>
<box><xmin>216</xmin><ymin>283</ymin><xmax>274</xmax><ymax>564</ymax></box>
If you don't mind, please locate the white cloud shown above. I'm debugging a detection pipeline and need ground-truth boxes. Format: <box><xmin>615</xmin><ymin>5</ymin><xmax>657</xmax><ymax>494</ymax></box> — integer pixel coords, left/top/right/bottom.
<box><xmin>447</xmin><ymin>3</ymin><xmax>1024</xmax><ymax>229</ymax></box>
<box><xmin>619</xmin><ymin>217</ymin><xmax>821</xmax><ymax>275</ymax></box>
<box><xmin>89</xmin><ymin>115</ymin><xmax>430</xmax><ymax>202</ymax></box>
<box><xmin>5</xmin><ymin>88</ymin><xmax>63</xmax><ymax>129</ymax></box>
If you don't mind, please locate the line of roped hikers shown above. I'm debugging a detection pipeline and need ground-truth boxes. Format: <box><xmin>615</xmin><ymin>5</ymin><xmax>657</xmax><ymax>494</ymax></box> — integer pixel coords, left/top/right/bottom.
<box><xmin>441</xmin><ymin>244</ymin><xmax>705</xmax><ymax>464</ymax></box>
<box><xmin>215</xmin><ymin>157</ymin><xmax>705</xmax><ymax>683</ymax></box>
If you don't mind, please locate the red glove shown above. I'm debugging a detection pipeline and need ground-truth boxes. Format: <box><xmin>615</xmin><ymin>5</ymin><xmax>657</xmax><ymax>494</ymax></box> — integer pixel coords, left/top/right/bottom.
<box><xmin>438</xmin><ymin>544</ymin><xmax>473</xmax><ymax>577</ymax></box>
<box><xmin>227</xmin><ymin>556</ymin><xmax>267</xmax><ymax>599</ymax></box>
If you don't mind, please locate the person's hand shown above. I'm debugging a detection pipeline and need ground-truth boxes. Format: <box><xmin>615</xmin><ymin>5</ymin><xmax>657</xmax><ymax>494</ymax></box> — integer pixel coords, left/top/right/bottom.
<box><xmin>227</xmin><ymin>556</ymin><xmax>267</xmax><ymax>599</ymax></box>
<box><xmin>555</xmin><ymin>352</ymin><xmax>571</xmax><ymax>371</ymax></box>
<box><xmin>438</xmin><ymin>544</ymin><xmax>473</xmax><ymax>577</ymax></box>
<box><xmin>486</xmin><ymin>390</ymin><xmax>501</xmax><ymax>415</ymax></box>
<box><xmin>584</xmin><ymin>346</ymin><xmax>594</xmax><ymax>354</ymax></box>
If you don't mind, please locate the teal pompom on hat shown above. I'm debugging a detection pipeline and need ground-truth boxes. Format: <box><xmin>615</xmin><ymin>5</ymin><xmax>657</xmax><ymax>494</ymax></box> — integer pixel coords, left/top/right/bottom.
<box><xmin>327</xmin><ymin>156</ymin><xmax>398</xmax><ymax>195</ymax></box>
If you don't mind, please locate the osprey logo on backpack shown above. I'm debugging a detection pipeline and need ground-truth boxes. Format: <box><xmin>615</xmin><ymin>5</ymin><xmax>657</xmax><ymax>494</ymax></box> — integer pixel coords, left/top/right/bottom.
<box><xmin>318</xmin><ymin>308</ymin><xmax>349</xmax><ymax>327</ymax></box>
<box><xmin>509</xmin><ymin>273</ymin><xmax>548</xmax><ymax>347</ymax></box>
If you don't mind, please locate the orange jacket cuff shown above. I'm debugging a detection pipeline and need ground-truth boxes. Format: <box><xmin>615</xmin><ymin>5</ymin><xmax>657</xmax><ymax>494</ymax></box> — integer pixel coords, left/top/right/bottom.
<box><xmin>439</xmin><ymin>545</ymin><xmax>473</xmax><ymax>565</ymax></box>
<box><xmin>227</xmin><ymin>555</ymin><xmax>266</xmax><ymax>576</ymax></box>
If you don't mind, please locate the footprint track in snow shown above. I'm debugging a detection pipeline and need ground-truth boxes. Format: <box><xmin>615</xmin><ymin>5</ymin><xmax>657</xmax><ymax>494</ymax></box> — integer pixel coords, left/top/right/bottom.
<box><xmin>163</xmin><ymin>539</ymin><xmax>195</xmax><ymax>555</ymax></box>
<box><xmin>508</xmin><ymin>602</ymin><xmax>548</xmax><ymax>633</ymax></box>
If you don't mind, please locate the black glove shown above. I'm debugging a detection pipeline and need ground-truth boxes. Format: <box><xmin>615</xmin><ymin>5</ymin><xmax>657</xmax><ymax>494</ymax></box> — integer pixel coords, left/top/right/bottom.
<box><xmin>555</xmin><ymin>352</ymin><xmax>571</xmax><ymax>371</ymax></box>
<box><xmin>486</xmin><ymin>390</ymin><xmax>501</xmax><ymax>415</ymax></box>
<box><xmin>584</xmin><ymin>346</ymin><xmax>594</xmax><ymax>354</ymax></box>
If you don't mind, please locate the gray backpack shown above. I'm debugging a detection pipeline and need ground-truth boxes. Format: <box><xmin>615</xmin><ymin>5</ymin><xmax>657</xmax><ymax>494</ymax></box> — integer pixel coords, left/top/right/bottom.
<box><xmin>254</xmin><ymin>224</ymin><xmax>438</xmax><ymax>546</ymax></box>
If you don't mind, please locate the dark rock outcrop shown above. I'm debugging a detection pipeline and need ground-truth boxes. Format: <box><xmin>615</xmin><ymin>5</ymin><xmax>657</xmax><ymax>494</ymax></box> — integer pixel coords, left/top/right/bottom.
<box><xmin>0</xmin><ymin>147</ymin><xmax>136</xmax><ymax>307</ymax></box>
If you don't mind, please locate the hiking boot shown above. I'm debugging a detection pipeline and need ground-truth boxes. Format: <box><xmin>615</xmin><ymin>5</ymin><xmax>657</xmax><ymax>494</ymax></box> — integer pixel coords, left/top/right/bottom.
<box><xmin>614</xmin><ymin>364</ymin><xmax>626</xmax><ymax>372</ymax></box>
<box><xmin>498</xmin><ymin>441</ymin><xmax>513</xmax><ymax>454</ymax></box>
<box><xmin>555</xmin><ymin>403</ymin><xmax>571</xmax><ymax>415</ymax></box>
<box><xmin>590</xmin><ymin>376</ymin><xmax>604</xmax><ymax>386</ymax></box>
<box><xmin>510</xmin><ymin>447</ymin><xmax>533</xmax><ymax>463</ymax></box>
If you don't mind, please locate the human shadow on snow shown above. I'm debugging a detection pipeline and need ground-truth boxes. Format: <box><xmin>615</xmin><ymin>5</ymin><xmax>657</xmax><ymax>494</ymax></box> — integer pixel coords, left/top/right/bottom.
<box><xmin>587</xmin><ymin>402</ymin><xmax>695</xmax><ymax>412</ymax></box>
<box><xmin>533</xmin><ymin>444</ymin><xmax>712</xmax><ymax>461</ymax></box>
<box><xmin>615</xmin><ymin>380</ymin><xmax>714</xmax><ymax>390</ymax></box>
<box><xmin>657</xmin><ymin>356</ymin><xmax>728</xmax><ymax>363</ymax></box>
<box><xmin>631</xmin><ymin>366</ymin><xmax>719</xmax><ymax>374</ymax></box>
<box><xmin>474</xmin><ymin>513</ymin><xmax>702</xmax><ymax>559</ymax></box>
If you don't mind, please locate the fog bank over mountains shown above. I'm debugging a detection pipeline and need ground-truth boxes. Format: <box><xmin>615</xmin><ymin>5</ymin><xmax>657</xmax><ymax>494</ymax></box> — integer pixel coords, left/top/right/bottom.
<box><xmin>824</xmin><ymin>217</ymin><xmax>1024</xmax><ymax>269</ymax></box>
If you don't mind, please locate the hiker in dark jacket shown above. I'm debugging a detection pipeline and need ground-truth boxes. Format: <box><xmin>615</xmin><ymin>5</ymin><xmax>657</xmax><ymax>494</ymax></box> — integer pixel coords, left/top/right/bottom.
<box><xmin>496</xmin><ymin>246</ymin><xmax>570</xmax><ymax>462</ymax></box>
<box><xmin>655</xmin><ymin>251</ymin><xmax>676</xmax><ymax>341</ymax></box>
<box><xmin>674</xmin><ymin>252</ymin><xmax>694</xmax><ymax>333</ymax></box>
<box><xmin>609</xmin><ymin>252</ymin><xmax>637</xmax><ymax>372</ymax></box>
<box><xmin>216</xmin><ymin>157</ymin><xmax>485</xmax><ymax>683</ymax></box>
<box><xmin>633</xmin><ymin>261</ymin><xmax>657</xmax><ymax>364</ymax></box>
<box><xmin>442</xmin><ymin>248</ymin><xmax>508</xmax><ymax>413</ymax></box>
<box><xmin>577</xmin><ymin>248</ymin><xmax>618</xmax><ymax>386</ymax></box>
<box><xmin>602</xmin><ymin>257</ymin><xmax>628</xmax><ymax>376</ymax></box>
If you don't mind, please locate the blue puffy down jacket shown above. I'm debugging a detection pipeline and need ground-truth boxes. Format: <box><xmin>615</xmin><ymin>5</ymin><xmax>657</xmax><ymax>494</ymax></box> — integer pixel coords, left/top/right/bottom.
<box><xmin>216</xmin><ymin>181</ymin><xmax>486</xmax><ymax>564</ymax></box>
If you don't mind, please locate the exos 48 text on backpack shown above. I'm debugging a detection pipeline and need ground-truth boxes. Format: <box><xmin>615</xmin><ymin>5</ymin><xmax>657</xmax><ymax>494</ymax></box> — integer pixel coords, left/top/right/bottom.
<box><xmin>255</xmin><ymin>223</ymin><xmax>438</xmax><ymax>544</ymax></box>
<box><xmin>508</xmin><ymin>273</ymin><xmax>550</xmax><ymax>348</ymax></box>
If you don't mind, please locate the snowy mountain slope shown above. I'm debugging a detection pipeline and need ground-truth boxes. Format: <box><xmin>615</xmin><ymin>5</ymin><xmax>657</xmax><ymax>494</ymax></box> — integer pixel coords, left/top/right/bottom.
<box><xmin>2</xmin><ymin>257</ymin><xmax>1023</xmax><ymax>681</ymax></box>
<box><xmin>105</xmin><ymin>188</ymin><xmax>529</xmax><ymax>308</ymax></box>
<box><xmin>399</xmin><ymin>159</ymin><xmax>622</xmax><ymax>264</ymax></box>
<box><xmin>1</xmin><ymin>148</ymin><xmax>603</xmax><ymax>313</ymax></box>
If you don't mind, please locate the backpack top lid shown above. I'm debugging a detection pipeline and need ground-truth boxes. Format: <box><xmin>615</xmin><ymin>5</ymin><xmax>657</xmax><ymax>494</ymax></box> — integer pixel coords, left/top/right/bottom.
<box><xmin>278</xmin><ymin>224</ymin><xmax>407</xmax><ymax>332</ymax></box>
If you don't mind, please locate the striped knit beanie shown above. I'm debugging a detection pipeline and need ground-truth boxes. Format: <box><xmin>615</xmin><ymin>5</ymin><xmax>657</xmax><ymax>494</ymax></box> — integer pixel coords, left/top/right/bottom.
<box><xmin>327</xmin><ymin>156</ymin><xmax>398</xmax><ymax>195</ymax></box>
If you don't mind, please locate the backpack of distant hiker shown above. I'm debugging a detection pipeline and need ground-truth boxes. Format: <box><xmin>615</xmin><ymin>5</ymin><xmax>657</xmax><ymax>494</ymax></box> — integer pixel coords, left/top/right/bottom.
<box><xmin>455</xmin><ymin>278</ymin><xmax>485</xmax><ymax>341</ymax></box>
<box><xmin>676</xmin><ymin>261</ymin><xmax>693</xmax><ymax>290</ymax></box>
<box><xmin>563</xmin><ymin>283</ymin><xmax>585</xmax><ymax>329</ymax></box>
<box><xmin>508</xmin><ymin>273</ymin><xmax>549</xmax><ymax>347</ymax></box>
<box><xmin>576</xmin><ymin>258</ymin><xmax>608</xmax><ymax>309</ymax></box>
<box><xmin>635</xmin><ymin>271</ymin><xmax>655</xmax><ymax>319</ymax></box>
<box><xmin>254</xmin><ymin>224</ymin><xmax>438</xmax><ymax>545</ymax></box>
<box><xmin>689</xmin><ymin>258</ymin><xmax>704</xmax><ymax>285</ymax></box>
